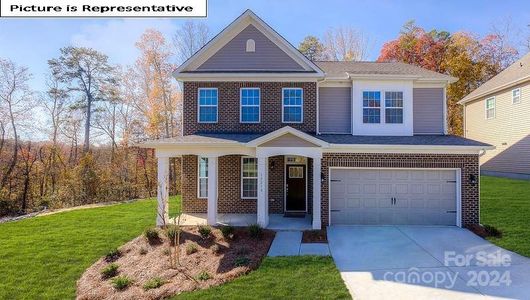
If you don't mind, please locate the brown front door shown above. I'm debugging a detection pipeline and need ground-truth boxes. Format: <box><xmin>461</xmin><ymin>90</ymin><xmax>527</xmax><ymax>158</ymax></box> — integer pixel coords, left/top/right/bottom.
<box><xmin>285</xmin><ymin>165</ymin><xmax>306</xmax><ymax>212</ymax></box>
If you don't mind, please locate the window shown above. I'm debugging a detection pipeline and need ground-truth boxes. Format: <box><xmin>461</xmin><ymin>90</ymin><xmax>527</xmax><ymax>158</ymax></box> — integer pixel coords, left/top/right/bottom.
<box><xmin>282</xmin><ymin>88</ymin><xmax>303</xmax><ymax>123</ymax></box>
<box><xmin>198</xmin><ymin>88</ymin><xmax>218</xmax><ymax>123</ymax></box>
<box><xmin>512</xmin><ymin>88</ymin><xmax>521</xmax><ymax>104</ymax></box>
<box><xmin>485</xmin><ymin>97</ymin><xmax>495</xmax><ymax>119</ymax></box>
<box><xmin>288</xmin><ymin>166</ymin><xmax>304</xmax><ymax>178</ymax></box>
<box><xmin>240</xmin><ymin>88</ymin><xmax>260</xmax><ymax>123</ymax></box>
<box><xmin>363</xmin><ymin>91</ymin><xmax>381</xmax><ymax>123</ymax></box>
<box><xmin>198</xmin><ymin>157</ymin><xmax>208</xmax><ymax>198</ymax></box>
<box><xmin>246</xmin><ymin>39</ymin><xmax>255</xmax><ymax>52</ymax></box>
<box><xmin>385</xmin><ymin>91</ymin><xmax>403</xmax><ymax>124</ymax></box>
<box><xmin>241</xmin><ymin>157</ymin><xmax>258</xmax><ymax>199</ymax></box>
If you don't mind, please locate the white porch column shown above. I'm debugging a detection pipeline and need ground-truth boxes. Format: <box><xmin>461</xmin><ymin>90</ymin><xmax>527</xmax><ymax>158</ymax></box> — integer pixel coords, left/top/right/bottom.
<box><xmin>257</xmin><ymin>156</ymin><xmax>269</xmax><ymax>227</ymax></box>
<box><xmin>206</xmin><ymin>156</ymin><xmax>218</xmax><ymax>225</ymax></box>
<box><xmin>156</xmin><ymin>156</ymin><xmax>169</xmax><ymax>226</ymax></box>
<box><xmin>312</xmin><ymin>156</ymin><xmax>322</xmax><ymax>230</ymax></box>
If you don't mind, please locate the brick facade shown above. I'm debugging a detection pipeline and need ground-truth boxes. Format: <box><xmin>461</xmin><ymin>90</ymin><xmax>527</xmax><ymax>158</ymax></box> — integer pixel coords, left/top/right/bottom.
<box><xmin>183</xmin><ymin>81</ymin><xmax>317</xmax><ymax>135</ymax></box>
<box><xmin>320</xmin><ymin>153</ymin><xmax>480</xmax><ymax>228</ymax></box>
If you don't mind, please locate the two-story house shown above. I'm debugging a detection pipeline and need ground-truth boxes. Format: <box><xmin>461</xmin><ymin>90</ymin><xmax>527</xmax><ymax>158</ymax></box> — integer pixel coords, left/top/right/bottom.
<box><xmin>460</xmin><ymin>52</ymin><xmax>530</xmax><ymax>180</ymax></box>
<box><xmin>141</xmin><ymin>10</ymin><xmax>492</xmax><ymax>230</ymax></box>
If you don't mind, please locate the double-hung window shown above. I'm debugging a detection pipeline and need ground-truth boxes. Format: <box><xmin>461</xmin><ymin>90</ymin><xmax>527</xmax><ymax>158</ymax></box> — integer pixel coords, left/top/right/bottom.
<box><xmin>198</xmin><ymin>88</ymin><xmax>218</xmax><ymax>123</ymax></box>
<box><xmin>363</xmin><ymin>91</ymin><xmax>381</xmax><ymax>123</ymax></box>
<box><xmin>512</xmin><ymin>88</ymin><xmax>521</xmax><ymax>104</ymax></box>
<box><xmin>385</xmin><ymin>91</ymin><xmax>404</xmax><ymax>124</ymax></box>
<box><xmin>282</xmin><ymin>88</ymin><xmax>303</xmax><ymax>123</ymax></box>
<box><xmin>198</xmin><ymin>157</ymin><xmax>208</xmax><ymax>198</ymax></box>
<box><xmin>485</xmin><ymin>97</ymin><xmax>495</xmax><ymax>119</ymax></box>
<box><xmin>241</xmin><ymin>157</ymin><xmax>258</xmax><ymax>199</ymax></box>
<box><xmin>240</xmin><ymin>88</ymin><xmax>260</xmax><ymax>123</ymax></box>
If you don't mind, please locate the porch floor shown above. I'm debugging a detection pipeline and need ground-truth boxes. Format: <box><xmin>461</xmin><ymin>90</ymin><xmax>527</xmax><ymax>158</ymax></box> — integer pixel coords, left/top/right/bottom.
<box><xmin>175</xmin><ymin>213</ymin><xmax>312</xmax><ymax>230</ymax></box>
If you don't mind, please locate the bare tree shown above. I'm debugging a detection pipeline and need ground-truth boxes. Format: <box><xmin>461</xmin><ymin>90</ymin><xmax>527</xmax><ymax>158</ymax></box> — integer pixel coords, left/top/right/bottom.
<box><xmin>323</xmin><ymin>27</ymin><xmax>370</xmax><ymax>61</ymax></box>
<box><xmin>0</xmin><ymin>58</ymin><xmax>33</xmax><ymax>192</ymax></box>
<box><xmin>173</xmin><ymin>21</ymin><xmax>210</xmax><ymax>63</ymax></box>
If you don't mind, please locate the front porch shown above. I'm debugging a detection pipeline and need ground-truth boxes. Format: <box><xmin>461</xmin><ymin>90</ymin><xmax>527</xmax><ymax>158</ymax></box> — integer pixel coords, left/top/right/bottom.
<box><xmin>176</xmin><ymin>213</ymin><xmax>313</xmax><ymax>230</ymax></box>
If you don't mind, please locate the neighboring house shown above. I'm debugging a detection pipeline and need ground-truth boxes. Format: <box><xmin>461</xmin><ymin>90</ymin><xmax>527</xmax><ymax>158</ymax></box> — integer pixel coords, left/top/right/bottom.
<box><xmin>460</xmin><ymin>53</ymin><xmax>530</xmax><ymax>180</ymax></box>
<box><xmin>141</xmin><ymin>10</ymin><xmax>492</xmax><ymax>229</ymax></box>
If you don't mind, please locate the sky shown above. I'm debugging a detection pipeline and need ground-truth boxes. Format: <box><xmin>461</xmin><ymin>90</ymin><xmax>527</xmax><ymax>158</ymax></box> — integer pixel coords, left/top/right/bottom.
<box><xmin>1</xmin><ymin>0</ymin><xmax>529</xmax><ymax>92</ymax></box>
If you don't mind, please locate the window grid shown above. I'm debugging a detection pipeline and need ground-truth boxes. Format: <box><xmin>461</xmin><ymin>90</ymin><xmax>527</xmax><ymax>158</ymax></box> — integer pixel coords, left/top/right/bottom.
<box><xmin>282</xmin><ymin>88</ymin><xmax>303</xmax><ymax>123</ymax></box>
<box><xmin>512</xmin><ymin>88</ymin><xmax>521</xmax><ymax>104</ymax></box>
<box><xmin>241</xmin><ymin>157</ymin><xmax>258</xmax><ymax>199</ymax></box>
<box><xmin>385</xmin><ymin>91</ymin><xmax>404</xmax><ymax>124</ymax></box>
<box><xmin>363</xmin><ymin>91</ymin><xmax>381</xmax><ymax>123</ymax></box>
<box><xmin>198</xmin><ymin>157</ymin><xmax>208</xmax><ymax>198</ymax></box>
<box><xmin>240</xmin><ymin>88</ymin><xmax>260</xmax><ymax>123</ymax></box>
<box><xmin>198</xmin><ymin>88</ymin><xmax>218</xmax><ymax>123</ymax></box>
<box><xmin>485</xmin><ymin>97</ymin><xmax>495</xmax><ymax>119</ymax></box>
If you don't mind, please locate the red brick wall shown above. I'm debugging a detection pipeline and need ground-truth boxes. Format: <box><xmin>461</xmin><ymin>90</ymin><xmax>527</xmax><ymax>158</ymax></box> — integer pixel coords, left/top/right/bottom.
<box><xmin>268</xmin><ymin>156</ymin><xmax>284</xmax><ymax>213</ymax></box>
<box><xmin>183</xmin><ymin>82</ymin><xmax>317</xmax><ymax>135</ymax></box>
<box><xmin>320</xmin><ymin>153</ymin><xmax>480</xmax><ymax>227</ymax></box>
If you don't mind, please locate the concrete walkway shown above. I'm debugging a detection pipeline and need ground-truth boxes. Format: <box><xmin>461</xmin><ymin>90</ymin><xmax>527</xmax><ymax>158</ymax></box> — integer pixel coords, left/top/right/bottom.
<box><xmin>267</xmin><ymin>231</ymin><xmax>330</xmax><ymax>256</ymax></box>
<box><xmin>328</xmin><ymin>226</ymin><xmax>530</xmax><ymax>300</ymax></box>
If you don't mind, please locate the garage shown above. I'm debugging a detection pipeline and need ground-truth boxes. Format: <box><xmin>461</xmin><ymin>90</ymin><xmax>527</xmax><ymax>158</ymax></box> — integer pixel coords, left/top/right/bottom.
<box><xmin>329</xmin><ymin>169</ymin><xmax>459</xmax><ymax>226</ymax></box>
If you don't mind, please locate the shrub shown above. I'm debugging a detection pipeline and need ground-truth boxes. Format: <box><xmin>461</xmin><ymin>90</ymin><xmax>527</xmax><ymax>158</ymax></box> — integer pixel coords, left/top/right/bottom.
<box><xmin>111</xmin><ymin>275</ymin><xmax>133</xmax><ymax>290</ymax></box>
<box><xmin>144</xmin><ymin>227</ymin><xmax>160</xmax><ymax>244</ymax></box>
<box><xmin>196</xmin><ymin>271</ymin><xmax>211</xmax><ymax>281</ymax></box>
<box><xmin>198</xmin><ymin>225</ymin><xmax>211</xmax><ymax>239</ymax></box>
<box><xmin>143</xmin><ymin>277</ymin><xmax>166</xmax><ymax>290</ymax></box>
<box><xmin>104</xmin><ymin>248</ymin><xmax>121</xmax><ymax>262</ymax></box>
<box><xmin>186</xmin><ymin>242</ymin><xmax>198</xmax><ymax>255</ymax></box>
<box><xmin>101</xmin><ymin>263</ymin><xmax>119</xmax><ymax>279</ymax></box>
<box><xmin>211</xmin><ymin>244</ymin><xmax>220</xmax><ymax>255</ymax></box>
<box><xmin>484</xmin><ymin>224</ymin><xmax>502</xmax><ymax>238</ymax></box>
<box><xmin>248</xmin><ymin>224</ymin><xmax>263</xmax><ymax>239</ymax></box>
<box><xmin>236</xmin><ymin>247</ymin><xmax>249</xmax><ymax>255</ymax></box>
<box><xmin>139</xmin><ymin>247</ymin><xmax>147</xmax><ymax>255</ymax></box>
<box><xmin>234</xmin><ymin>256</ymin><xmax>250</xmax><ymax>267</ymax></box>
<box><xmin>220</xmin><ymin>225</ymin><xmax>234</xmax><ymax>239</ymax></box>
<box><xmin>166</xmin><ymin>225</ymin><xmax>180</xmax><ymax>245</ymax></box>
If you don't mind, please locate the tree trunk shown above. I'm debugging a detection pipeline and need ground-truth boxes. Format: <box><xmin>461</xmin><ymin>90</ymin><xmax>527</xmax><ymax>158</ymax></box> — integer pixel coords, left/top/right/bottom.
<box><xmin>83</xmin><ymin>96</ymin><xmax>91</xmax><ymax>153</ymax></box>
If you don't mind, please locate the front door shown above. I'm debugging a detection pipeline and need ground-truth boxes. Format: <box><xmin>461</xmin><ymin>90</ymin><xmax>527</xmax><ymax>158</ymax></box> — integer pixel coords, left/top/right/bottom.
<box><xmin>285</xmin><ymin>165</ymin><xmax>306</xmax><ymax>212</ymax></box>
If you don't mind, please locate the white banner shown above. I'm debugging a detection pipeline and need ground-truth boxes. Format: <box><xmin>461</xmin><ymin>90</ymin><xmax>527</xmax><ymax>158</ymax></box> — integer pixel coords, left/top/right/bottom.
<box><xmin>0</xmin><ymin>0</ymin><xmax>207</xmax><ymax>18</ymax></box>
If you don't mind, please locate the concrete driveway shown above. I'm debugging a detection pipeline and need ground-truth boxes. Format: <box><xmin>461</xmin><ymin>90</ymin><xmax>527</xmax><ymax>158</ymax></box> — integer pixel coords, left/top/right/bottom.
<box><xmin>327</xmin><ymin>226</ymin><xmax>530</xmax><ymax>299</ymax></box>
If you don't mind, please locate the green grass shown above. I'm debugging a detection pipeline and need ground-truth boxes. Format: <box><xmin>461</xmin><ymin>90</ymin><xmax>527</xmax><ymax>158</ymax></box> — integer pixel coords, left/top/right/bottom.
<box><xmin>481</xmin><ymin>175</ymin><xmax>530</xmax><ymax>257</ymax></box>
<box><xmin>176</xmin><ymin>256</ymin><xmax>351</xmax><ymax>300</ymax></box>
<box><xmin>0</xmin><ymin>196</ymin><xmax>180</xmax><ymax>299</ymax></box>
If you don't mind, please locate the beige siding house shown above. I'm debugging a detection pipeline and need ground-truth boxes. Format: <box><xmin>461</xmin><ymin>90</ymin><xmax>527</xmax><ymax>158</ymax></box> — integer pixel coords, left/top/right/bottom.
<box><xmin>460</xmin><ymin>53</ymin><xmax>530</xmax><ymax>179</ymax></box>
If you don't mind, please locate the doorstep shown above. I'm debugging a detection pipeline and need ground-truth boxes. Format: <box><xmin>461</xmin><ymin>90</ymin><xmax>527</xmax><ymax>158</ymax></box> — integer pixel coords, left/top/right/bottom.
<box><xmin>267</xmin><ymin>231</ymin><xmax>330</xmax><ymax>257</ymax></box>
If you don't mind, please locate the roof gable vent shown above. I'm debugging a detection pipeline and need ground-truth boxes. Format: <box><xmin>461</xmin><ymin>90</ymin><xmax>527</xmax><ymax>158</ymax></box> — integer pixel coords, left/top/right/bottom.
<box><xmin>246</xmin><ymin>39</ymin><xmax>255</xmax><ymax>52</ymax></box>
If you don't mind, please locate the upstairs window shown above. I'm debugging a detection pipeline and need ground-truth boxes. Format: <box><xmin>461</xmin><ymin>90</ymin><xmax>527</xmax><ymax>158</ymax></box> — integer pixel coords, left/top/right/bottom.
<box><xmin>485</xmin><ymin>97</ymin><xmax>495</xmax><ymax>119</ymax></box>
<box><xmin>512</xmin><ymin>88</ymin><xmax>521</xmax><ymax>104</ymax></box>
<box><xmin>241</xmin><ymin>157</ymin><xmax>258</xmax><ymax>199</ymax></box>
<box><xmin>198</xmin><ymin>157</ymin><xmax>208</xmax><ymax>198</ymax></box>
<box><xmin>240</xmin><ymin>88</ymin><xmax>260</xmax><ymax>123</ymax></box>
<box><xmin>282</xmin><ymin>88</ymin><xmax>303</xmax><ymax>123</ymax></box>
<box><xmin>363</xmin><ymin>91</ymin><xmax>381</xmax><ymax>123</ymax></box>
<box><xmin>385</xmin><ymin>91</ymin><xmax>404</xmax><ymax>124</ymax></box>
<box><xmin>198</xmin><ymin>88</ymin><xmax>218</xmax><ymax>123</ymax></box>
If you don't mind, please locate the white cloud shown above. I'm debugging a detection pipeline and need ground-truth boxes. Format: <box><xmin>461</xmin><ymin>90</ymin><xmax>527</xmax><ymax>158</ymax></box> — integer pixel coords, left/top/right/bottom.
<box><xmin>70</xmin><ymin>19</ymin><xmax>178</xmax><ymax>66</ymax></box>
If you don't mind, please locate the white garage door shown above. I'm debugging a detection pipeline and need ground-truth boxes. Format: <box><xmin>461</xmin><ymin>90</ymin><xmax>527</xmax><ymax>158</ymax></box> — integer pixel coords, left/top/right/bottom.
<box><xmin>330</xmin><ymin>169</ymin><xmax>458</xmax><ymax>225</ymax></box>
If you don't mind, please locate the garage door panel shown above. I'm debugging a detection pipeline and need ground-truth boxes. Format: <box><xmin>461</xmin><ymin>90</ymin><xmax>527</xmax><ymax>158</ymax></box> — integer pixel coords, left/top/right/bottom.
<box><xmin>330</xmin><ymin>169</ymin><xmax>457</xmax><ymax>226</ymax></box>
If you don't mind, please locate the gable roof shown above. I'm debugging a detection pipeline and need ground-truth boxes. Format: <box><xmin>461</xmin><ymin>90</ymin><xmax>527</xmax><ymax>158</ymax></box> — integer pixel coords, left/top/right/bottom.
<box><xmin>246</xmin><ymin>126</ymin><xmax>329</xmax><ymax>147</ymax></box>
<box><xmin>315</xmin><ymin>61</ymin><xmax>456</xmax><ymax>82</ymax></box>
<box><xmin>459</xmin><ymin>52</ymin><xmax>530</xmax><ymax>104</ymax></box>
<box><xmin>174</xmin><ymin>9</ymin><xmax>324</xmax><ymax>78</ymax></box>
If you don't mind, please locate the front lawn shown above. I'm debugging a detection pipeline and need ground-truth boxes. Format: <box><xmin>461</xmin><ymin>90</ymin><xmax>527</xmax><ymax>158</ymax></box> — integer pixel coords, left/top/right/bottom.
<box><xmin>176</xmin><ymin>256</ymin><xmax>351</xmax><ymax>300</ymax></box>
<box><xmin>481</xmin><ymin>175</ymin><xmax>530</xmax><ymax>257</ymax></box>
<box><xmin>0</xmin><ymin>196</ymin><xmax>180</xmax><ymax>299</ymax></box>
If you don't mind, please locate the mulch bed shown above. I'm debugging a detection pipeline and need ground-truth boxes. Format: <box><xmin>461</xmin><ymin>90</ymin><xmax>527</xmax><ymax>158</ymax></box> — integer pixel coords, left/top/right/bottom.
<box><xmin>77</xmin><ymin>226</ymin><xmax>275</xmax><ymax>299</ymax></box>
<box><xmin>467</xmin><ymin>224</ymin><xmax>502</xmax><ymax>239</ymax></box>
<box><xmin>302</xmin><ymin>230</ymin><xmax>327</xmax><ymax>243</ymax></box>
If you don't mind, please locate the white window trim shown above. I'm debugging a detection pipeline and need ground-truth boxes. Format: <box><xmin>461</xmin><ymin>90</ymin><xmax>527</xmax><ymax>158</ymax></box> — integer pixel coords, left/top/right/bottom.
<box><xmin>246</xmin><ymin>39</ymin><xmax>256</xmax><ymax>52</ymax></box>
<box><xmin>197</xmin><ymin>88</ymin><xmax>218</xmax><ymax>124</ymax></box>
<box><xmin>362</xmin><ymin>90</ymin><xmax>382</xmax><ymax>124</ymax></box>
<box><xmin>241</xmin><ymin>156</ymin><xmax>258</xmax><ymax>199</ymax></box>
<box><xmin>282</xmin><ymin>87</ymin><xmax>304</xmax><ymax>124</ymax></box>
<box><xmin>197</xmin><ymin>156</ymin><xmax>208</xmax><ymax>199</ymax></box>
<box><xmin>384</xmin><ymin>91</ymin><xmax>404</xmax><ymax>124</ymax></box>
<box><xmin>240</xmin><ymin>88</ymin><xmax>261</xmax><ymax>123</ymax></box>
<box><xmin>512</xmin><ymin>88</ymin><xmax>521</xmax><ymax>104</ymax></box>
<box><xmin>485</xmin><ymin>97</ymin><xmax>495</xmax><ymax>120</ymax></box>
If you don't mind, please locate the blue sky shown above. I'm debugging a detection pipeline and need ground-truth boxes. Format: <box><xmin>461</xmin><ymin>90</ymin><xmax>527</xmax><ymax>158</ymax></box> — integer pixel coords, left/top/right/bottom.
<box><xmin>1</xmin><ymin>0</ymin><xmax>529</xmax><ymax>91</ymax></box>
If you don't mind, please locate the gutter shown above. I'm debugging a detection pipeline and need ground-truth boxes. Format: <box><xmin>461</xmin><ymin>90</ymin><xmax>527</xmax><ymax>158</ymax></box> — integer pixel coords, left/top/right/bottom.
<box><xmin>458</xmin><ymin>75</ymin><xmax>530</xmax><ymax>105</ymax></box>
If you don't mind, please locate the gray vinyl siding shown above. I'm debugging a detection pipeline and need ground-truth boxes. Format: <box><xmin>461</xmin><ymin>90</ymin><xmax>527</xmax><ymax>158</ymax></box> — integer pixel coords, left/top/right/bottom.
<box><xmin>197</xmin><ymin>25</ymin><xmax>305</xmax><ymax>71</ymax></box>
<box><xmin>319</xmin><ymin>87</ymin><xmax>352</xmax><ymax>133</ymax></box>
<box><xmin>465</xmin><ymin>82</ymin><xmax>530</xmax><ymax>175</ymax></box>
<box><xmin>413</xmin><ymin>88</ymin><xmax>444</xmax><ymax>134</ymax></box>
